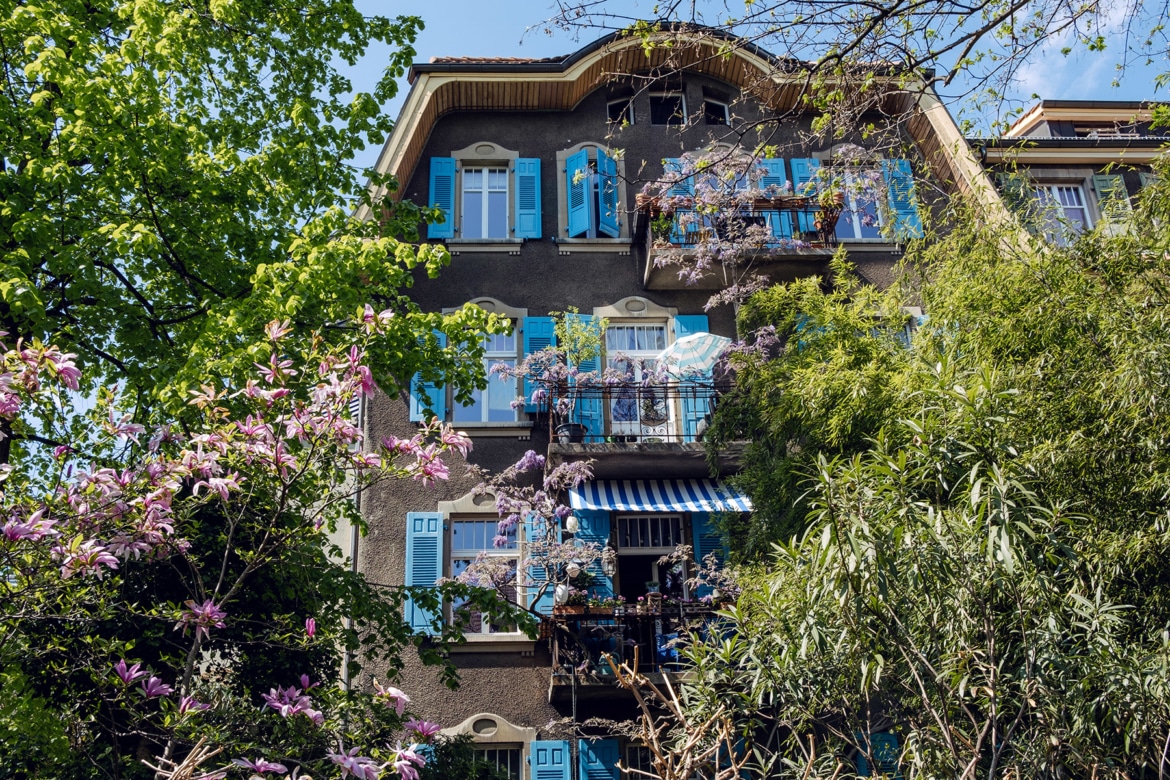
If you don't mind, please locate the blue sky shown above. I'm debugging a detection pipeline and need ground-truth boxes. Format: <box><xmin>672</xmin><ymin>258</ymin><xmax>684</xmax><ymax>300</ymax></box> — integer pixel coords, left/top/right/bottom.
<box><xmin>347</xmin><ymin>0</ymin><xmax>1167</xmax><ymax>154</ymax></box>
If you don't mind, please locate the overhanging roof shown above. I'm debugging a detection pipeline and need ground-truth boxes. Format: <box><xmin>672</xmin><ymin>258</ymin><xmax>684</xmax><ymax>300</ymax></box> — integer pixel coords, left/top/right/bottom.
<box><xmin>356</xmin><ymin>26</ymin><xmax>997</xmax><ymax>222</ymax></box>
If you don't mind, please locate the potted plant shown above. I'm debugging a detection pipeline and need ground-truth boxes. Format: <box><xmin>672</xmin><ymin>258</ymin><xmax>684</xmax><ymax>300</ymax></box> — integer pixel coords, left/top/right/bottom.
<box><xmin>507</xmin><ymin>307</ymin><xmax>609</xmax><ymax>444</ymax></box>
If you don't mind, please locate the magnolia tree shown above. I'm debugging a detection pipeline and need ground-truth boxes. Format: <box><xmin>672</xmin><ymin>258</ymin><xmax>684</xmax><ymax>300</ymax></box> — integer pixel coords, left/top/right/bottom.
<box><xmin>0</xmin><ymin>310</ymin><xmax>517</xmax><ymax>777</ymax></box>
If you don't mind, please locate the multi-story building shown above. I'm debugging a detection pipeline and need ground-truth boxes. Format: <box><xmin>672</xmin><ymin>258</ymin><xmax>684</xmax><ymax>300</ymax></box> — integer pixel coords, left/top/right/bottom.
<box><xmin>352</xmin><ymin>27</ymin><xmax>989</xmax><ymax>780</ymax></box>
<box><xmin>973</xmin><ymin>100</ymin><xmax>1163</xmax><ymax>244</ymax></box>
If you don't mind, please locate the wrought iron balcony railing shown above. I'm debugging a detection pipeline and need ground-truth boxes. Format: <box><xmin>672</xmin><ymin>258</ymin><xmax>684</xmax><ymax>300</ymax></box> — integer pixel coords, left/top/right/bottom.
<box><xmin>549</xmin><ymin>602</ymin><xmax>723</xmax><ymax>679</ymax></box>
<box><xmin>538</xmin><ymin>380</ymin><xmax>723</xmax><ymax>444</ymax></box>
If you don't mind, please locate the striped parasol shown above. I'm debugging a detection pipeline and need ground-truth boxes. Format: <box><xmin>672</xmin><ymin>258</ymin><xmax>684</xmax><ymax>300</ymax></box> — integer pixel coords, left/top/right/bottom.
<box><xmin>654</xmin><ymin>332</ymin><xmax>731</xmax><ymax>377</ymax></box>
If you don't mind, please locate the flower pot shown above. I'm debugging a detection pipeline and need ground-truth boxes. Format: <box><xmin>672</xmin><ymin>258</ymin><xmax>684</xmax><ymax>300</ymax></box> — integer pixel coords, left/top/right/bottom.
<box><xmin>554</xmin><ymin>604</ymin><xmax>587</xmax><ymax>615</ymax></box>
<box><xmin>555</xmin><ymin>422</ymin><xmax>588</xmax><ymax>444</ymax></box>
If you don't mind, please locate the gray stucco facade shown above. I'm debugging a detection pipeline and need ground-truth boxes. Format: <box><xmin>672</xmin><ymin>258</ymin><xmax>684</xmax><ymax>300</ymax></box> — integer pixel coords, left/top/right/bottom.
<box><xmin>352</xmin><ymin>28</ymin><xmax>987</xmax><ymax>780</ymax></box>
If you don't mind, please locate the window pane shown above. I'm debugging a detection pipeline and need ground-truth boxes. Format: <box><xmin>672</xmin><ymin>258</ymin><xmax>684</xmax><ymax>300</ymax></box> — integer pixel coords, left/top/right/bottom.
<box><xmin>487</xmin><ymin>190</ymin><xmax>508</xmax><ymax>238</ymax></box>
<box><xmin>452</xmin><ymin>386</ymin><xmax>484</xmax><ymax>422</ymax></box>
<box><xmin>607</xmin><ymin>99</ymin><xmax>633</xmax><ymax>125</ymax></box>
<box><xmin>464</xmin><ymin>169</ymin><xmax>483</xmax><ymax>190</ymax></box>
<box><xmin>703</xmin><ymin>100</ymin><xmax>728</xmax><ymax>125</ymax></box>
<box><xmin>488</xmin><ymin>360</ymin><xmax>516</xmax><ymax>421</ymax></box>
<box><xmin>649</xmin><ymin>95</ymin><xmax>684</xmax><ymax>125</ymax></box>
<box><xmin>463</xmin><ymin>191</ymin><xmax>484</xmax><ymax>239</ymax></box>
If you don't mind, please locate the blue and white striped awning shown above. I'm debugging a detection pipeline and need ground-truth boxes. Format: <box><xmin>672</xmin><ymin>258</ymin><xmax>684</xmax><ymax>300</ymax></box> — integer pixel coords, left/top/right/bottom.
<box><xmin>569</xmin><ymin>479</ymin><xmax>752</xmax><ymax>513</ymax></box>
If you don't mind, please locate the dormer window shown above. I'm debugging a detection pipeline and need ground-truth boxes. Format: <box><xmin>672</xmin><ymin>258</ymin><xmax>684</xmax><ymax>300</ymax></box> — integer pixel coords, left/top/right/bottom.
<box><xmin>607</xmin><ymin>98</ymin><xmax>634</xmax><ymax>125</ymax></box>
<box><xmin>703</xmin><ymin>100</ymin><xmax>729</xmax><ymax>125</ymax></box>
<box><xmin>649</xmin><ymin>93</ymin><xmax>686</xmax><ymax>126</ymax></box>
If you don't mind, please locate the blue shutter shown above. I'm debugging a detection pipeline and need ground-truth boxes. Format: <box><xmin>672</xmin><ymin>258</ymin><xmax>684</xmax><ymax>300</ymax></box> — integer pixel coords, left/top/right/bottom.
<box><xmin>404</xmin><ymin>512</ymin><xmax>444</xmax><ymax>633</ymax></box>
<box><xmin>408</xmin><ymin>330</ymin><xmax>447</xmax><ymax>422</ymax></box>
<box><xmin>597</xmin><ymin>150</ymin><xmax>620</xmax><ymax>238</ymax></box>
<box><xmin>691</xmin><ymin>513</ymin><xmax>725</xmax><ymax>599</ymax></box>
<box><xmin>524</xmin><ymin>515</ymin><xmax>559</xmax><ymax>616</ymax></box>
<box><xmin>531</xmin><ymin>741</ymin><xmax>571</xmax><ymax>780</ymax></box>
<box><xmin>882</xmin><ymin>158</ymin><xmax>923</xmax><ymax>239</ymax></box>
<box><xmin>858</xmin><ymin>732</ymin><xmax>901</xmax><ymax>778</ymax></box>
<box><xmin>566</xmin><ymin>149</ymin><xmax>593</xmax><ymax>237</ymax></box>
<box><xmin>664</xmin><ymin>158</ymin><xmax>695</xmax><ymax>246</ymax></box>
<box><xmin>789</xmin><ymin>158</ymin><xmax>821</xmax><ymax>234</ymax></box>
<box><xmin>567</xmin><ymin>314</ymin><xmax>604</xmax><ymax>443</ymax></box>
<box><xmin>514</xmin><ymin>158</ymin><xmax>542</xmax><ymax>239</ymax></box>
<box><xmin>579</xmin><ymin>739</ymin><xmax>620</xmax><ymax>780</ymax></box>
<box><xmin>675</xmin><ymin>315</ymin><xmax>710</xmax><ymax>441</ymax></box>
<box><xmin>522</xmin><ymin>316</ymin><xmax>556</xmax><ymax>413</ymax></box>
<box><xmin>574</xmin><ymin>509</ymin><xmax>613</xmax><ymax>598</ymax></box>
<box><xmin>759</xmin><ymin>158</ymin><xmax>790</xmax><ymax>244</ymax></box>
<box><xmin>427</xmin><ymin>157</ymin><xmax>457</xmax><ymax>239</ymax></box>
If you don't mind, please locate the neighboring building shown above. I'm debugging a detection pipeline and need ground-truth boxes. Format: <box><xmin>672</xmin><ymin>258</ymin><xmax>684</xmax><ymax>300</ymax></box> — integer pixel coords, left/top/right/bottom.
<box><xmin>974</xmin><ymin>100</ymin><xmax>1164</xmax><ymax>245</ymax></box>
<box><xmin>353</xmin><ymin>27</ymin><xmax>987</xmax><ymax>780</ymax></box>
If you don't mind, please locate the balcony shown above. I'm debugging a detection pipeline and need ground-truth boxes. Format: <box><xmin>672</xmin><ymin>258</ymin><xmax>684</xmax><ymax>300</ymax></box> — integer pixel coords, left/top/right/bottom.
<box><xmin>635</xmin><ymin>195</ymin><xmax>841</xmax><ymax>290</ymax></box>
<box><xmin>538</xmin><ymin>381</ymin><xmax>743</xmax><ymax>478</ymax></box>
<box><xmin>546</xmin><ymin>602</ymin><xmax>722</xmax><ymax>703</ymax></box>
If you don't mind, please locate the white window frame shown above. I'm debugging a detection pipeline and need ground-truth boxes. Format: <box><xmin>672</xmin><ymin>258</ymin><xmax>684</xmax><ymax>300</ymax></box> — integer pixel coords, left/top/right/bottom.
<box><xmin>451</xmin><ymin>328</ymin><xmax>520</xmax><ymax>424</ymax></box>
<box><xmin>474</xmin><ymin>746</ymin><xmax>524</xmax><ymax>780</ymax></box>
<box><xmin>448</xmin><ymin>517</ymin><xmax>522</xmax><ymax>637</ymax></box>
<box><xmin>833</xmin><ymin>167</ymin><xmax>886</xmax><ymax>241</ymax></box>
<box><xmin>447</xmin><ymin>142</ymin><xmax>521</xmax><ymax>245</ymax></box>
<box><xmin>702</xmin><ymin>99</ymin><xmax>730</xmax><ymax>125</ymax></box>
<box><xmin>461</xmin><ymin>166</ymin><xmax>509</xmax><ymax>240</ymax></box>
<box><xmin>648</xmin><ymin>92</ymin><xmax>687</xmax><ymax>126</ymax></box>
<box><xmin>605</xmin><ymin>322</ymin><xmax>673</xmax><ymax>440</ymax></box>
<box><xmin>1032</xmin><ymin>182</ymin><xmax>1093</xmax><ymax>245</ymax></box>
<box><xmin>442</xmin><ymin>714</ymin><xmax>535</xmax><ymax>780</ymax></box>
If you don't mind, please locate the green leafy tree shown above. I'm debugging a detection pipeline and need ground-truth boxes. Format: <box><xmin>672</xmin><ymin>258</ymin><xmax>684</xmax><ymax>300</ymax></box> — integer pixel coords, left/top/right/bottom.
<box><xmin>633</xmin><ymin>166</ymin><xmax>1170</xmax><ymax>778</ymax></box>
<box><xmin>0</xmin><ymin>0</ymin><xmax>500</xmax><ymax>438</ymax></box>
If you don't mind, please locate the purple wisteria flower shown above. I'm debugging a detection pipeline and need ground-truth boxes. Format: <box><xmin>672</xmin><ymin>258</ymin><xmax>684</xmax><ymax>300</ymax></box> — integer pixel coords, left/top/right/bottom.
<box><xmin>513</xmin><ymin>449</ymin><xmax>545</xmax><ymax>472</ymax></box>
<box><xmin>231</xmin><ymin>758</ymin><xmax>288</xmax><ymax>774</ymax></box>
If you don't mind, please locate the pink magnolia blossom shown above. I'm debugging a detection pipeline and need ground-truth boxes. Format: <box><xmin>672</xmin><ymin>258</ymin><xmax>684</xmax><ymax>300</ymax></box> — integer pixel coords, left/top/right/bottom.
<box><xmin>3</xmin><ymin>508</ymin><xmax>58</xmax><ymax>542</ymax></box>
<box><xmin>327</xmin><ymin>744</ymin><xmax>384</xmax><ymax>780</ymax></box>
<box><xmin>264</xmin><ymin>319</ymin><xmax>292</xmax><ymax>342</ymax></box>
<box><xmin>140</xmin><ymin>676</ymin><xmax>173</xmax><ymax>698</ymax></box>
<box><xmin>255</xmin><ymin>353</ymin><xmax>297</xmax><ymax>384</ymax></box>
<box><xmin>231</xmin><ymin>758</ymin><xmax>288</xmax><ymax>774</ymax></box>
<box><xmin>179</xmin><ymin>695</ymin><xmax>211</xmax><ymax>714</ymax></box>
<box><xmin>54</xmin><ymin>539</ymin><xmax>119</xmax><ymax>579</ymax></box>
<box><xmin>261</xmin><ymin>683</ymin><xmax>324</xmax><ymax>725</ymax></box>
<box><xmin>192</xmin><ymin>472</ymin><xmax>242</xmax><ymax>502</ymax></box>
<box><xmin>392</xmin><ymin>743</ymin><xmax>428</xmax><ymax>780</ymax></box>
<box><xmin>305</xmin><ymin>617</ymin><xmax>316</xmax><ymax>638</ymax></box>
<box><xmin>175</xmin><ymin>599</ymin><xmax>227</xmax><ymax>641</ymax></box>
<box><xmin>113</xmin><ymin>659</ymin><xmax>148</xmax><ymax>685</ymax></box>
<box><xmin>405</xmin><ymin>718</ymin><xmax>442</xmax><ymax>739</ymax></box>
<box><xmin>373</xmin><ymin>679</ymin><xmax>410</xmax><ymax>716</ymax></box>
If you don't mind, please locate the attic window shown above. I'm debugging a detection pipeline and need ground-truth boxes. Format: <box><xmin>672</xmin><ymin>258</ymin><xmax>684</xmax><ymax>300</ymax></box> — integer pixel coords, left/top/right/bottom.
<box><xmin>703</xmin><ymin>100</ymin><xmax>729</xmax><ymax>125</ymax></box>
<box><xmin>607</xmin><ymin>98</ymin><xmax>634</xmax><ymax>125</ymax></box>
<box><xmin>649</xmin><ymin>93</ymin><xmax>685</xmax><ymax>126</ymax></box>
